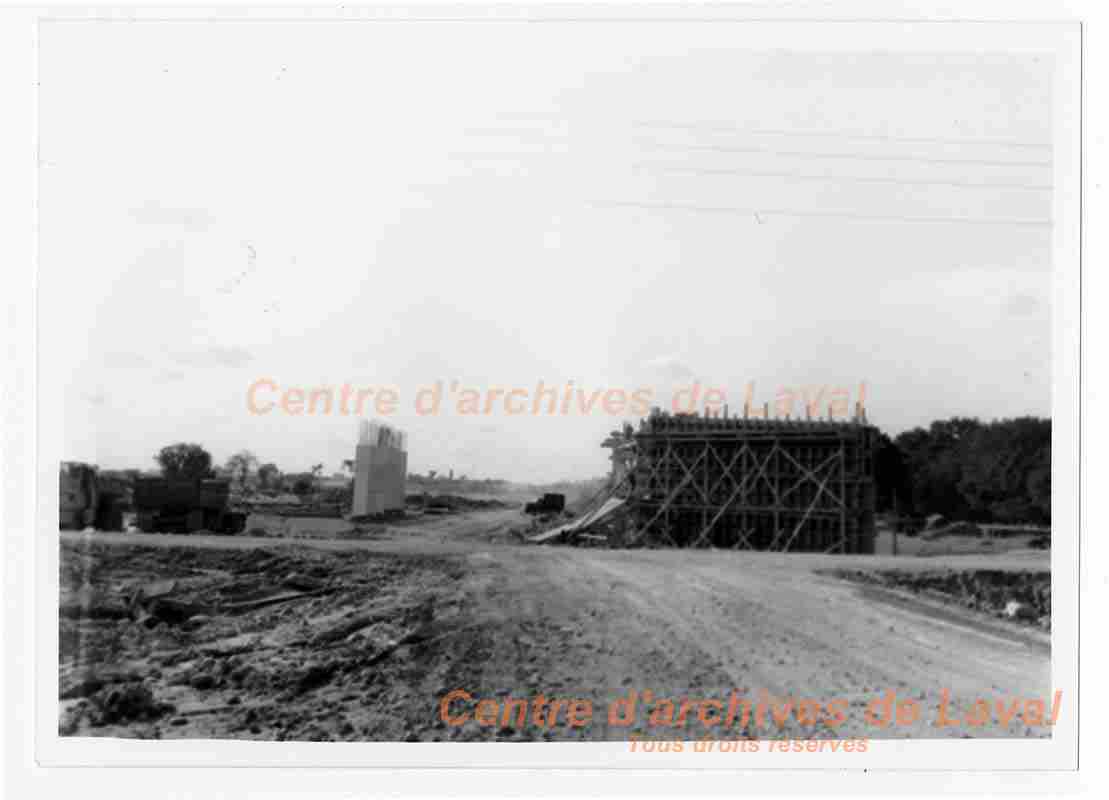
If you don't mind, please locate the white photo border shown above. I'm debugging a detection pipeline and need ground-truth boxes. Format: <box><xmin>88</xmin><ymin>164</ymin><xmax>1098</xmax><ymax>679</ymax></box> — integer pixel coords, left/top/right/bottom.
<box><xmin>2</xmin><ymin>2</ymin><xmax>1094</xmax><ymax>795</ymax></box>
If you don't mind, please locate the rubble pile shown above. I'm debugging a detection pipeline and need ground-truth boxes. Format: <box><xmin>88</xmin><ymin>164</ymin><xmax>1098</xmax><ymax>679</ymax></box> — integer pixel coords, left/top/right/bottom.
<box><xmin>58</xmin><ymin>540</ymin><xmax>469</xmax><ymax>740</ymax></box>
<box><xmin>521</xmin><ymin>495</ymin><xmax>630</xmax><ymax>547</ymax></box>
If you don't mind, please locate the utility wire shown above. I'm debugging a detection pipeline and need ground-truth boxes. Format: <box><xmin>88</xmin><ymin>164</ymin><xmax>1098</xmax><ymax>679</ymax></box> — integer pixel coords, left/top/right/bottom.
<box><xmin>634</xmin><ymin>120</ymin><xmax>1052</xmax><ymax>151</ymax></box>
<box><xmin>638</xmin><ymin>140</ymin><xmax>1052</xmax><ymax>169</ymax></box>
<box><xmin>483</xmin><ymin>115</ymin><xmax>1052</xmax><ymax>151</ymax></box>
<box><xmin>597</xmin><ymin>200</ymin><xmax>1051</xmax><ymax>227</ymax></box>
<box><xmin>633</xmin><ymin>163</ymin><xmax>1052</xmax><ymax>191</ymax></box>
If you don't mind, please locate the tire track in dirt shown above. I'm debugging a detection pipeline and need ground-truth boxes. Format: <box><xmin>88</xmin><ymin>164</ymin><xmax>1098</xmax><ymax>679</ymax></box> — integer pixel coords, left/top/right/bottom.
<box><xmin>60</xmin><ymin>516</ymin><xmax>1054</xmax><ymax>741</ymax></box>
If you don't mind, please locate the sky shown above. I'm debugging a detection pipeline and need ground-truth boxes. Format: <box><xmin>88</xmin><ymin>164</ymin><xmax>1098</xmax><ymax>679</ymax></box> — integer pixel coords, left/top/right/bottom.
<box><xmin>39</xmin><ymin>22</ymin><xmax>1053</xmax><ymax>483</ymax></box>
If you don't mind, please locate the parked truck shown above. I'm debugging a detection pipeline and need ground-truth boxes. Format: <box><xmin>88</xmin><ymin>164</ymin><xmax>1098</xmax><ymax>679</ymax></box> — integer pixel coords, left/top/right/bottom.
<box><xmin>59</xmin><ymin>462</ymin><xmax>127</xmax><ymax>531</ymax></box>
<box><xmin>133</xmin><ymin>476</ymin><xmax>247</xmax><ymax>534</ymax></box>
<box><xmin>525</xmin><ymin>492</ymin><xmax>566</xmax><ymax>515</ymax></box>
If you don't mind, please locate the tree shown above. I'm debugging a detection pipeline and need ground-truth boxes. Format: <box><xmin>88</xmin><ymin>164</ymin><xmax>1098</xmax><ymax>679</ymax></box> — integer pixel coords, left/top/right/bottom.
<box><xmin>291</xmin><ymin>474</ymin><xmax>315</xmax><ymax>496</ymax></box>
<box><xmin>1026</xmin><ymin>452</ymin><xmax>1051</xmax><ymax>522</ymax></box>
<box><xmin>155</xmin><ymin>443</ymin><xmax>214</xmax><ymax>481</ymax></box>
<box><xmin>225</xmin><ymin>450</ymin><xmax>259</xmax><ymax>492</ymax></box>
<box><xmin>872</xmin><ymin>432</ymin><xmax>909</xmax><ymax>512</ymax></box>
<box><xmin>257</xmin><ymin>462</ymin><xmax>282</xmax><ymax>491</ymax></box>
<box><xmin>893</xmin><ymin>418</ymin><xmax>983</xmax><ymax>519</ymax></box>
<box><xmin>893</xmin><ymin>416</ymin><xmax>1050</xmax><ymax>523</ymax></box>
<box><xmin>956</xmin><ymin>417</ymin><xmax>1050</xmax><ymax>523</ymax></box>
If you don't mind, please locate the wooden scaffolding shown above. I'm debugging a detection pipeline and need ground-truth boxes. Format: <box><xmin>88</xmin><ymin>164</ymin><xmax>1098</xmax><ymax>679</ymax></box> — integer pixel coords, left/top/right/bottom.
<box><xmin>626</xmin><ymin>409</ymin><xmax>877</xmax><ymax>552</ymax></box>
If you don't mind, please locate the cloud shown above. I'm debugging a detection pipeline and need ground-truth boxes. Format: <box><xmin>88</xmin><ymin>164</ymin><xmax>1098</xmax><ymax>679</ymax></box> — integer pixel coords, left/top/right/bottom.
<box><xmin>130</xmin><ymin>201</ymin><xmax>215</xmax><ymax>232</ymax></box>
<box><xmin>170</xmin><ymin>346</ymin><xmax>254</xmax><ymax>369</ymax></box>
<box><xmin>641</xmin><ymin>355</ymin><xmax>696</xmax><ymax>382</ymax></box>
<box><xmin>1003</xmin><ymin>292</ymin><xmax>1045</xmax><ymax>318</ymax></box>
<box><xmin>103</xmin><ymin>352</ymin><xmax>154</xmax><ymax>369</ymax></box>
<box><xmin>154</xmin><ymin>369</ymin><xmax>186</xmax><ymax>384</ymax></box>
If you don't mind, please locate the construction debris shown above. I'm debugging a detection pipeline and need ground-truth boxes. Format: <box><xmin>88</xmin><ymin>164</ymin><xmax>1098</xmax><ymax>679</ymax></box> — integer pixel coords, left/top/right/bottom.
<box><xmin>58</xmin><ymin>538</ymin><xmax>462</xmax><ymax>740</ymax></box>
<box><xmin>528</xmin><ymin>496</ymin><xmax>627</xmax><ymax>545</ymax></box>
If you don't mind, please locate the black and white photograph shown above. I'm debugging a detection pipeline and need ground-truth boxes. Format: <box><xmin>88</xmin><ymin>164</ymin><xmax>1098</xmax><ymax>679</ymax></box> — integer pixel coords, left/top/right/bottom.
<box><xmin>3</xmin><ymin>3</ymin><xmax>1092</xmax><ymax>787</ymax></box>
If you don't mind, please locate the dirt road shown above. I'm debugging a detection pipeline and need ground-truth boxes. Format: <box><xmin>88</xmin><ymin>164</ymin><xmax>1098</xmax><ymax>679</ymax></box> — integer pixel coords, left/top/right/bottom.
<box><xmin>59</xmin><ymin>510</ymin><xmax>1052</xmax><ymax>741</ymax></box>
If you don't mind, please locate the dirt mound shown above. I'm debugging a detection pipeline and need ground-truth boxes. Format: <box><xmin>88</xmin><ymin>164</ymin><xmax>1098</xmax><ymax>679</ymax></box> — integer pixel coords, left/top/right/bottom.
<box><xmin>827</xmin><ymin>567</ymin><xmax>1050</xmax><ymax>629</ymax></box>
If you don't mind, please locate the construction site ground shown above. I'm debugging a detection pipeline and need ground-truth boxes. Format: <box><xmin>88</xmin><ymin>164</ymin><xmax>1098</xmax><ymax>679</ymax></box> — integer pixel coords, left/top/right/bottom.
<box><xmin>59</xmin><ymin>507</ymin><xmax>1051</xmax><ymax>742</ymax></box>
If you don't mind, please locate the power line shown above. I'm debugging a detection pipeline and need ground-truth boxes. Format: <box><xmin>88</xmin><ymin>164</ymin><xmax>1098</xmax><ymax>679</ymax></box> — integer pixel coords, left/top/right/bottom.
<box><xmin>633</xmin><ymin>162</ymin><xmax>1053</xmax><ymax>191</ymax></box>
<box><xmin>493</xmin><ymin>114</ymin><xmax>1053</xmax><ymax>151</ymax></box>
<box><xmin>634</xmin><ymin>120</ymin><xmax>1052</xmax><ymax>151</ymax></box>
<box><xmin>596</xmin><ymin>200</ymin><xmax>1051</xmax><ymax>227</ymax></box>
<box><xmin>639</xmin><ymin>140</ymin><xmax>1052</xmax><ymax>169</ymax></box>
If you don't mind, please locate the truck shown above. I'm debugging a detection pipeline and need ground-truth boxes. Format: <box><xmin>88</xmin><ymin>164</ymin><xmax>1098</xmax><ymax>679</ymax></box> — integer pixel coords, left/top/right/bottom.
<box><xmin>59</xmin><ymin>462</ymin><xmax>128</xmax><ymax>531</ymax></box>
<box><xmin>132</xmin><ymin>476</ymin><xmax>247</xmax><ymax>534</ymax></box>
<box><xmin>524</xmin><ymin>492</ymin><xmax>566</xmax><ymax>515</ymax></box>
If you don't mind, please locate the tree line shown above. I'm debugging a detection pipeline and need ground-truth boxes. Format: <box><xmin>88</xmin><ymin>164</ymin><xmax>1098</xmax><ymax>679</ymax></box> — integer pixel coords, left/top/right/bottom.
<box><xmin>151</xmin><ymin>443</ymin><xmax>326</xmax><ymax>496</ymax></box>
<box><xmin>874</xmin><ymin>416</ymin><xmax>1051</xmax><ymax>524</ymax></box>
<box><xmin>138</xmin><ymin>416</ymin><xmax>1051</xmax><ymax>523</ymax></box>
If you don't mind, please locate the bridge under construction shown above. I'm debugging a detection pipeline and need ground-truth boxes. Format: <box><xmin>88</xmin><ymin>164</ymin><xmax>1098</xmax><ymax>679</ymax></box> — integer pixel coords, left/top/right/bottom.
<box><xmin>608</xmin><ymin>407</ymin><xmax>877</xmax><ymax>553</ymax></box>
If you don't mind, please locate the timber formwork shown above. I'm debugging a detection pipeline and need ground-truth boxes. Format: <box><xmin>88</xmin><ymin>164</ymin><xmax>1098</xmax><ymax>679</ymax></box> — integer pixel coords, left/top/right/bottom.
<box><xmin>629</xmin><ymin>410</ymin><xmax>877</xmax><ymax>552</ymax></box>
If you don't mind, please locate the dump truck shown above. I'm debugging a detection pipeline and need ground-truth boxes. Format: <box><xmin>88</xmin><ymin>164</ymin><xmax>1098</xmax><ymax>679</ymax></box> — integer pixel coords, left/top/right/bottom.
<box><xmin>133</xmin><ymin>476</ymin><xmax>247</xmax><ymax>534</ymax></box>
<box><xmin>59</xmin><ymin>462</ymin><xmax>128</xmax><ymax>531</ymax></box>
<box><xmin>525</xmin><ymin>493</ymin><xmax>566</xmax><ymax>515</ymax></box>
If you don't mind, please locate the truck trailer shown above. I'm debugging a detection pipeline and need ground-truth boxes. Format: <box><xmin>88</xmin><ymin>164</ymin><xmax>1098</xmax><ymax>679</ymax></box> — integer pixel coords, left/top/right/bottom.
<box><xmin>133</xmin><ymin>477</ymin><xmax>247</xmax><ymax>534</ymax></box>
